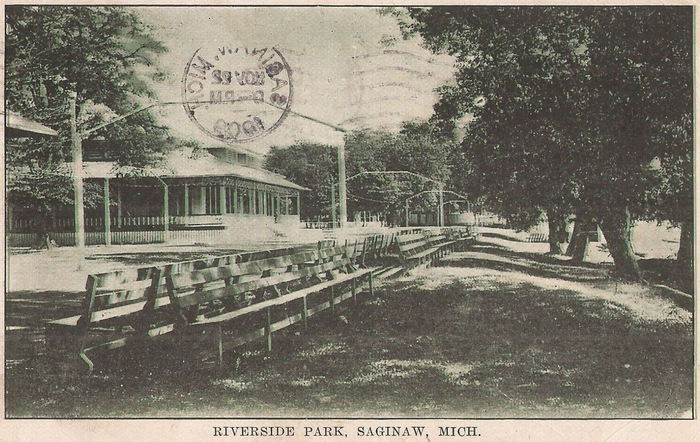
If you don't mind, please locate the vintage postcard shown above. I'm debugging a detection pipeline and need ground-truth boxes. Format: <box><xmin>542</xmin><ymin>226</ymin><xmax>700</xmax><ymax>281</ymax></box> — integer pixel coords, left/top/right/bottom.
<box><xmin>2</xmin><ymin>2</ymin><xmax>697</xmax><ymax>441</ymax></box>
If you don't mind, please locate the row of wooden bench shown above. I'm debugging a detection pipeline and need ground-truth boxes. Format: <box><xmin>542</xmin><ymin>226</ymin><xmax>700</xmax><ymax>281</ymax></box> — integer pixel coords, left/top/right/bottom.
<box><xmin>47</xmin><ymin>227</ymin><xmax>475</xmax><ymax>374</ymax></box>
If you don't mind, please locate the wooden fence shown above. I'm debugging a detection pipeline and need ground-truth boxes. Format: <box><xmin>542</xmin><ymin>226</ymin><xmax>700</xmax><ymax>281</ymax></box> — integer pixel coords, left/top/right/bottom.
<box><xmin>7</xmin><ymin>230</ymin><xmax>232</xmax><ymax>247</ymax></box>
<box><xmin>8</xmin><ymin>215</ymin><xmax>225</xmax><ymax>232</ymax></box>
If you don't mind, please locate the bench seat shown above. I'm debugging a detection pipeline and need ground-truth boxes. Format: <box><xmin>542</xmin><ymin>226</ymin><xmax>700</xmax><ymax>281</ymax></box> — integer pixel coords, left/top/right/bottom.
<box><xmin>194</xmin><ymin>267</ymin><xmax>377</xmax><ymax>326</ymax></box>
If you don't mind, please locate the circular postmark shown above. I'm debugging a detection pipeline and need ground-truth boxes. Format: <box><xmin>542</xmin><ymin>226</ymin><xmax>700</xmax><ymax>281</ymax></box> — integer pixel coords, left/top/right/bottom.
<box><xmin>182</xmin><ymin>46</ymin><xmax>293</xmax><ymax>143</ymax></box>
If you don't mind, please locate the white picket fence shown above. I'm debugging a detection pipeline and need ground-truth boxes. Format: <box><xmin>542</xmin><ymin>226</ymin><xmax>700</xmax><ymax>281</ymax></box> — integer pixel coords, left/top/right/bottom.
<box><xmin>7</xmin><ymin>229</ymin><xmax>232</xmax><ymax>247</ymax></box>
<box><xmin>8</xmin><ymin>215</ymin><xmax>225</xmax><ymax>232</ymax></box>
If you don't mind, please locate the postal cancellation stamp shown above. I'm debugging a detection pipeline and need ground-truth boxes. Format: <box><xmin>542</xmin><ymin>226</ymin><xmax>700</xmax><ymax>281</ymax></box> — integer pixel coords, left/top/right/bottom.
<box><xmin>182</xmin><ymin>46</ymin><xmax>293</xmax><ymax>143</ymax></box>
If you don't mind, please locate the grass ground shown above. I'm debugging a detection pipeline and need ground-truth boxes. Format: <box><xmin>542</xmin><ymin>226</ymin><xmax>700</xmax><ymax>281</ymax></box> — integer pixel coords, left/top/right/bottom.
<box><xmin>4</xmin><ymin>236</ymin><xmax>693</xmax><ymax>418</ymax></box>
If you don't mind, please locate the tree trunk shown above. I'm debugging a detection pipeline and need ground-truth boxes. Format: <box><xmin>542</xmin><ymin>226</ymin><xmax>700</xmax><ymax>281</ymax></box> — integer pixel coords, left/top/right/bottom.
<box><xmin>567</xmin><ymin>209</ymin><xmax>591</xmax><ymax>262</ymax></box>
<box><xmin>676</xmin><ymin>220</ymin><xmax>693</xmax><ymax>291</ymax></box>
<box><xmin>33</xmin><ymin>208</ymin><xmax>54</xmax><ymax>250</ymax></box>
<box><xmin>597</xmin><ymin>206</ymin><xmax>642</xmax><ymax>280</ymax></box>
<box><xmin>547</xmin><ymin>208</ymin><xmax>566</xmax><ymax>254</ymax></box>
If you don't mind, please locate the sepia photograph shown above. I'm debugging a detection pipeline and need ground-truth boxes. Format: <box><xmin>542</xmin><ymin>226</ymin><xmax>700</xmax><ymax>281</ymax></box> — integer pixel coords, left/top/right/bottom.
<box><xmin>3</xmin><ymin>2</ymin><xmax>695</xmax><ymax>427</ymax></box>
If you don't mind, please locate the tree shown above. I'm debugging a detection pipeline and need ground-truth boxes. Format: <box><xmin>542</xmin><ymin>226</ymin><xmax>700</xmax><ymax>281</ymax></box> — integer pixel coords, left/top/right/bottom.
<box><xmin>6</xmin><ymin>6</ymin><xmax>173</xmax><ymax>245</ymax></box>
<box><xmin>265</xmin><ymin>142</ymin><xmax>337</xmax><ymax>220</ymax></box>
<box><xmin>345</xmin><ymin>124</ymin><xmax>454</xmax><ymax>224</ymax></box>
<box><xmin>265</xmin><ymin>122</ymin><xmax>456</xmax><ymax>225</ymax></box>
<box><xmin>399</xmin><ymin>7</ymin><xmax>692</xmax><ymax>279</ymax></box>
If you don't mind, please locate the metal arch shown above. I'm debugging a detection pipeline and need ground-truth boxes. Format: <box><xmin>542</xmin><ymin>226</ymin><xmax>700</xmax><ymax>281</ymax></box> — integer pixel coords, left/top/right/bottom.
<box><xmin>342</xmin><ymin>170</ymin><xmax>445</xmax><ymax>187</ymax></box>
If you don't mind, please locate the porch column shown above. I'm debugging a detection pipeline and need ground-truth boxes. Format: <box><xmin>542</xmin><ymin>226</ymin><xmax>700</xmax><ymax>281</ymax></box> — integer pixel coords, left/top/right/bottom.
<box><xmin>184</xmin><ymin>183</ymin><xmax>190</xmax><ymax>216</ymax></box>
<box><xmin>163</xmin><ymin>183</ymin><xmax>169</xmax><ymax>235</ymax></box>
<box><xmin>261</xmin><ymin>190</ymin><xmax>266</xmax><ymax>215</ymax></box>
<box><xmin>233</xmin><ymin>185</ymin><xmax>239</xmax><ymax>213</ymax></box>
<box><xmin>219</xmin><ymin>184</ymin><xmax>226</xmax><ymax>214</ymax></box>
<box><xmin>296</xmin><ymin>192</ymin><xmax>301</xmax><ymax>217</ymax></box>
<box><xmin>253</xmin><ymin>185</ymin><xmax>258</xmax><ymax>214</ymax></box>
<box><xmin>103</xmin><ymin>178</ymin><xmax>111</xmax><ymax>246</ymax></box>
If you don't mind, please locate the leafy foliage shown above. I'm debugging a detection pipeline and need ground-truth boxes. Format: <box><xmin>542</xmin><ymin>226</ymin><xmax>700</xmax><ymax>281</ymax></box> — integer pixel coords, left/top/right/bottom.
<box><xmin>398</xmin><ymin>7</ymin><xmax>692</xmax><ymax>278</ymax></box>
<box><xmin>265</xmin><ymin>142</ymin><xmax>337</xmax><ymax>219</ymax></box>
<box><xmin>265</xmin><ymin>122</ymin><xmax>456</xmax><ymax>223</ymax></box>
<box><xmin>6</xmin><ymin>6</ymin><xmax>177</xmax><ymax>228</ymax></box>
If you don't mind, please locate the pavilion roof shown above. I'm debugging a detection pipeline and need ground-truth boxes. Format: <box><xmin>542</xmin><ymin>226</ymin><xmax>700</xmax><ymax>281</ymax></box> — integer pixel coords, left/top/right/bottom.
<box><xmin>66</xmin><ymin>150</ymin><xmax>307</xmax><ymax>191</ymax></box>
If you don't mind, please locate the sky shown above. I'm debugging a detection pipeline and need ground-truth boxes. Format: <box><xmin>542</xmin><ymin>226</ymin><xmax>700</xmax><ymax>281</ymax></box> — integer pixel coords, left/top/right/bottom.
<box><xmin>135</xmin><ymin>7</ymin><xmax>456</xmax><ymax>156</ymax></box>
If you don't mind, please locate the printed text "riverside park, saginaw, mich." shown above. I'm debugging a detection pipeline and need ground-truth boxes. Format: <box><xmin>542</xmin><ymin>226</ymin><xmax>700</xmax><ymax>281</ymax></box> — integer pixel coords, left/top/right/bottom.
<box><xmin>212</xmin><ymin>425</ymin><xmax>481</xmax><ymax>438</ymax></box>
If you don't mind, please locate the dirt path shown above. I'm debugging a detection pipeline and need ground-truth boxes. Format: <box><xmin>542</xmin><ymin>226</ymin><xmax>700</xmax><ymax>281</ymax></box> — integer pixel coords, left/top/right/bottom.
<box><xmin>5</xmin><ymin>237</ymin><xmax>693</xmax><ymax>418</ymax></box>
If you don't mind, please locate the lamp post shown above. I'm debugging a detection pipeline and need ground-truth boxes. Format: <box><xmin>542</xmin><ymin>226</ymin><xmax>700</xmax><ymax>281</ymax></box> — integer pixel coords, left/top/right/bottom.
<box><xmin>69</xmin><ymin>91</ymin><xmax>85</xmax><ymax>248</ymax></box>
<box><xmin>274</xmin><ymin>106</ymin><xmax>348</xmax><ymax>227</ymax></box>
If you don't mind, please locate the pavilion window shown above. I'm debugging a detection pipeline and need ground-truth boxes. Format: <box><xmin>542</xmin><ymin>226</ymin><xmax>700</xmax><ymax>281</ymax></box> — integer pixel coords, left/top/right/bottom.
<box><xmin>241</xmin><ymin>189</ymin><xmax>251</xmax><ymax>214</ymax></box>
<box><xmin>255</xmin><ymin>189</ymin><xmax>263</xmax><ymax>215</ymax></box>
<box><xmin>168</xmin><ymin>188</ymin><xmax>180</xmax><ymax>216</ymax></box>
<box><xmin>225</xmin><ymin>186</ymin><xmax>234</xmax><ymax>213</ymax></box>
<box><xmin>204</xmin><ymin>185</ymin><xmax>220</xmax><ymax>215</ymax></box>
<box><xmin>267</xmin><ymin>192</ymin><xmax>273</xmax><ymax>216</ymax></box>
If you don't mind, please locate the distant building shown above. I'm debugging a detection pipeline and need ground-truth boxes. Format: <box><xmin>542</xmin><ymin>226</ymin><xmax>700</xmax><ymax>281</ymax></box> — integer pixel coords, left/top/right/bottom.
<box><xmin>8</xmin><ymin>144</ymin><xmax>307</xmax><ymax>247</ymax></box>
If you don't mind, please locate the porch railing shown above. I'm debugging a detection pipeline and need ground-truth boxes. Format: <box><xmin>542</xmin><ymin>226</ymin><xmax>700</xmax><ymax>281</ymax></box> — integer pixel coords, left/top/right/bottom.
<box><xmin>8</xmin><ymin>214</ymin><xmax>225</xmax><ymax>232</ymax></box>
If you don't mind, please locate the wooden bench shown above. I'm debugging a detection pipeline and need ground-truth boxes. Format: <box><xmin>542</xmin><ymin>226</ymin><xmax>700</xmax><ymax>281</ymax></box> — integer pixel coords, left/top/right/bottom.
<box><xmin>46</xmin><ymin>242</ymin><xmax>377</xmax><ymax>374</ymax></box>
<box><xmin>166</xmin><ymin>244</ymin><xmax>377</xmax><ymax>366</ymax></box>
<box><xmin>45</xmin><ymin>245</ymin><xmax>311</xmax><ymax>372</ymax></box>
<box><xmin>395</xmin><ymin>229</ymin><xmax>462</xmax><ymax>268</ymax></box>
<box><xmin>442</xmin><ymin>226</ymin><xmax>476</xmax><ymax>251</ymax></box>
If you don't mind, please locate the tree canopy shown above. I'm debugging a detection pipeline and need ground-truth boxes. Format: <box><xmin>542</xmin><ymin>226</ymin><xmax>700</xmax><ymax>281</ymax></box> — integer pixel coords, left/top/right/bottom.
<box><xmin>265</xmin><ymin>122</ymin><xmax>456</xmax><ymax>224</ymax></box>
<box><xmin>6</xmin><ymin>6</ymin><xmax>181</xmax><ymax>228</ymax></box>
<box><xmin>397</xmin><ymin>6</ymin><xmax>693</xmax><ymax>279</ymax></box>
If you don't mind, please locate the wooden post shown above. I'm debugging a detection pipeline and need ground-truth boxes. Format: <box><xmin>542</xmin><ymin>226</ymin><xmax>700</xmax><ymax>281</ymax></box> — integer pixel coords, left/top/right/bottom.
<box><xmin>330</xmin><ymin>286</ymin><xmax>335</xmax><ymax>312</ymax></box>
<box><xmin>103</xmin><ymin>178</ymin><xmax>111</xmax><ymax>246</ymax></box>
<box><xmin>69</xmin><ymin>91</ymin><xmax>85</xmax><ymax>248</ymax></box>
<box><xmin>351</xmin><ymin>277</ymin><xmax>357</xmax><ymax>305</ymax></box>
<box><xmin>163</xmin><ymin>183</ymin><xmax>169</xmax><ymax>236</ymax></box>
<box><xmin>260</xmin><ymin>190</ymin><xmax>265</xmax><ymax>215</ymax></box>
<box><xmin>252</xmin><ymin>185</ymin><xmax>258</xmax><ymax>215</ymax></box>
<box><xmin>337</xmin><ymin>142</ymin><xmax>347</xmax><ymax>228</ymax></box>
<box><xmin>405</xmin><ymin>200</ymin><xmax>409</xmax><ymax>227</ymax></box>
<box><xmin>302</xmin><ymin>296</ymin><xmax>308</xmax><ymax>331</ymax></box>
<box><xmin>183</xmin><ymin>183</ymin><xmax>190</xmax><ymax>216</ymax></box>
<box><xmin>116</xmin><ymin>184</ymin><xmax>122</xmax><ymax>228</ymax></box>
<box><xmin>219</xmin><ymin>184</ymin><xmax>226</xmax><ymax>214</ymax></box>
<box><xmin>368</xmin><ymin>272</ymin><xmax>374</xmax><ymax>297</ymax></box>
<box><xmin>439</xmin><ymin>185</ymin><xmax>444</xmax><ymax>227</ymax></box>
<box><xmin>265</xmin><ymin>307</ymin><xmax>272</xmax><ymax>352</ymax></box>
<box><xmin>216</xmin><ymin>324</ymin><xmax>223</xmax><ymax>367</ymax></box>
<box><xmin>330</xmin><ymin>185</ymin><xmax>336</xmax><ymax>228</ymax></box>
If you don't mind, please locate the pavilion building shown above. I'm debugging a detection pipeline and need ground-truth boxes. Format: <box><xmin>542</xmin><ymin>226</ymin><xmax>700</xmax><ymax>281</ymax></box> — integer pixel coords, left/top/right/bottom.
<box><xmin>8</xmin><ymin>145</ymin><xmax>307</xmax><ymax>247</ymax></box>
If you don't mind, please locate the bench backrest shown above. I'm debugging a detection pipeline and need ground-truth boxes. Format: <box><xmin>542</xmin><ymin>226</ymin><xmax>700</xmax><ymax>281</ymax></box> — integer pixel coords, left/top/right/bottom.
<box><xmin>167</xmin><ymin>245</ymin><xmax>356</xmax><ymax>322</ymax></box>
<box><xmin>396</xmin><ymin>232</ymin><xmax>431</xmax><ymax>256</ymax></box>
<box><xmin>395</xmin><ymin>230</ymin><xmax>450</xmax><ymax>258</ymax></box>
<box><xmin>79</xmin><ymin>245</ymin><xmax>316</xmax><ymax>327</ymax></box>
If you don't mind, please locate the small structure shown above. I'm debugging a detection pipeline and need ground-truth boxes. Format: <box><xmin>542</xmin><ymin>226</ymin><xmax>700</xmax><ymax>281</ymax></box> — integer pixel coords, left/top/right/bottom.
<box><xmin>8</xmin><ymin>147</ymin><xmax>306</xmax><ymax>246</ymax></box>
<box><xmin>5</xmin><ymin>111</ymin><xmax>59</xmax><ymax>138</ymax></box>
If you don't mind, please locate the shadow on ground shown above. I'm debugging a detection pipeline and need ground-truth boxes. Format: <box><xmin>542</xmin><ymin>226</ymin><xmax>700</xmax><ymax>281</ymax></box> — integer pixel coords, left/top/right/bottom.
<box><xmin>5</xmin><ymin>243</ymin><xmax>693</xmax><ymax>418</ymax></box>
<box><xmin>458</xmin><ymin>243</ymin><xmax>610</xmax><ymax>284</ymax></box>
